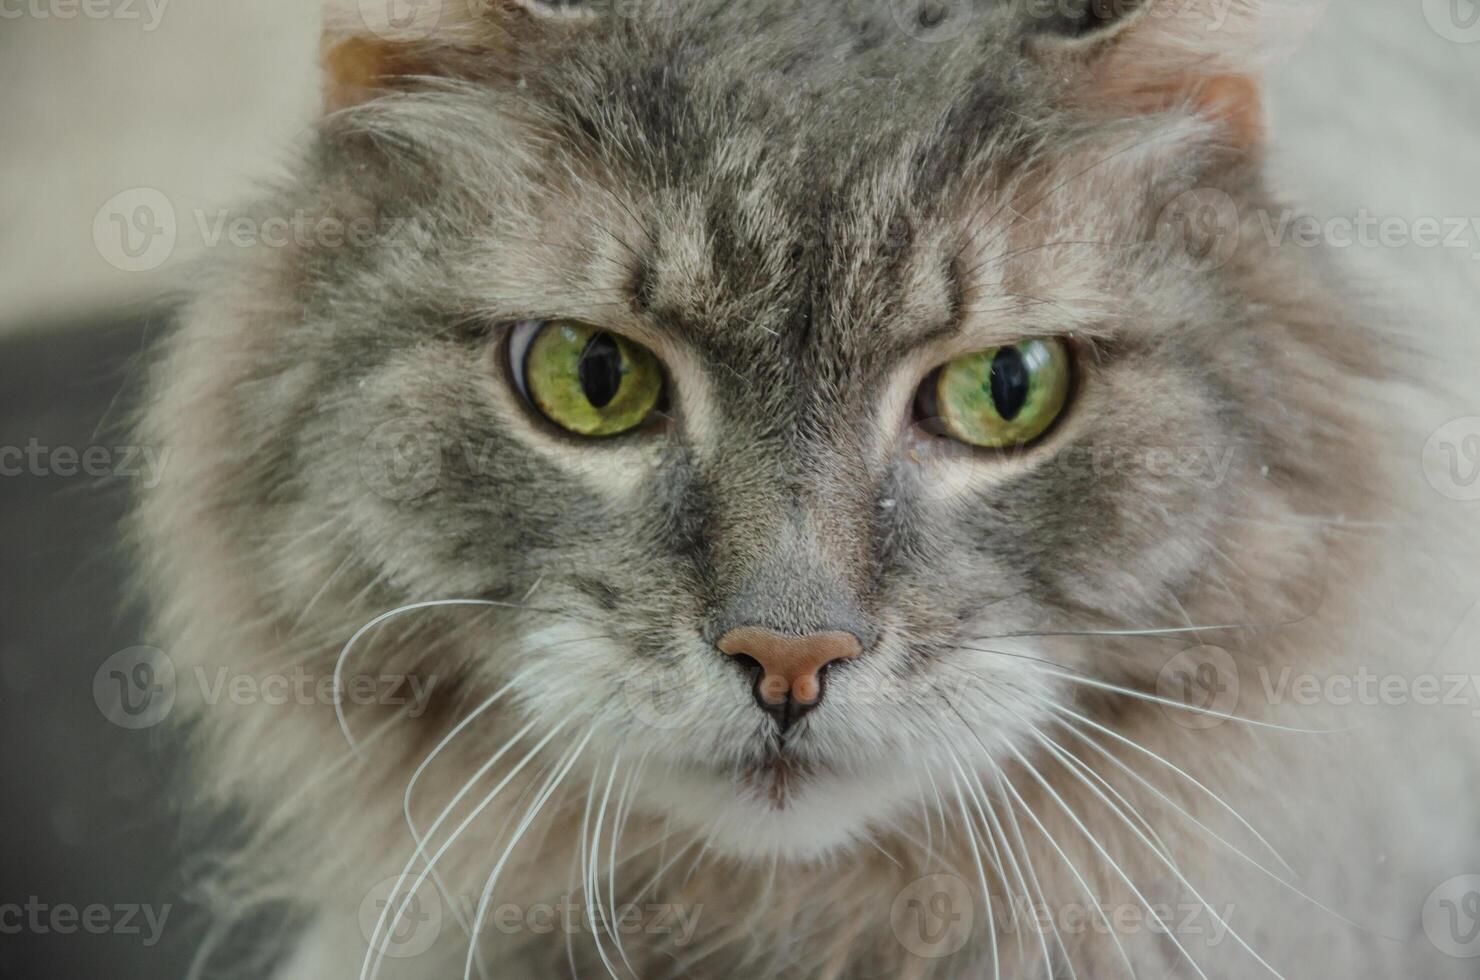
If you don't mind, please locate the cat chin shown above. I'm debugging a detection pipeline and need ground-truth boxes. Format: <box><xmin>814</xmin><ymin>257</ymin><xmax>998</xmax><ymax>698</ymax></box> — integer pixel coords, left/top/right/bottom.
<box><xmin>642</xmin><ymin>760</ymin><xmax>918</xmax><ymax>863</ymax></box>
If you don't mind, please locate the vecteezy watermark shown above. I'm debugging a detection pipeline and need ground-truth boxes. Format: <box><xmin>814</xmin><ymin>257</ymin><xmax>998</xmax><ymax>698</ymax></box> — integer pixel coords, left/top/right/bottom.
<box><xmin>1149</xmin><ymin>194</ymin><xmax>1480</xmax><ymax>270</ymax></box>
<box><xmin>92</xmin><ymin>187</ymin><xmax>176</xmax><ymax>273</ymax></box>
<box><xmin>1422</xmin><ymin>418</ymin><xmax>1480</xmax><ymax>502</ymax></box>
<box><xmin>891</xmin><ymin>873</ymin><xmax>975</xmax><ymax>959</ymax></box>
<box><xmin>358</xmin><ymin>877</ymin><xmax>702</xmax><ymax>960</ymax></box>
<box><xmin>888</xmin><ymin>0</ymin><xmax>974</xmax><ymax>42</ymax></box>
<box><xmin>190</xmin><ymin>209</ymin><xmax>435</xmax><ymax>254</ymax></box>
<box><xmin>1422</xmin><ymin>0</ymin><xmax>1480</xmax><ymax>43</ymax></box>
<box><xmin>906</xmin><ymin>427</ymin><xmax>1242</xmax><ymax>490</ymax></box>
<box><xmin>92</xmin><ymin>190</ymin><xmax>438</xmax><ymax>274</ymax></box>
<box><xmin>464</xmin><ymin>897</ymin><xmax>701</xmax><ymax>944</ymax></box>
<box><xmin>93</xmin><ymin>647</ymin><xmax>176</xmax><ymax>730</ymax></box>
<box><xmin>998</xmin><ymin>897</ymin><xmax>1236</xmax><ymax>945</ymax></box>
<box><xmin>1257</xmin><ymin>666</ymin><xmax>1480</xmax><ymax>717</ymax></box>
<box><xmin>620</xmin><ymin>655</ymin><xmax>714</xmax><ymax>731</ymax></box>
<box><xmin>0</xmin><ymin>898</ymin><xmax>172</xmax><ymax>947</ymax></box>
<box><xmin>93</xmin><ymin>648</ymin><xmax>438</xmax><ymax>729</ymax></box>
<box><xmin>354</xmin><ymin>0</ymin><xmax>443</xmax><ymax>39</ymax></box>
<box><xmin>1156</xmin><ymin>645</ymin><xmax>1241</xmax><ymax>730</ymax></box>
<box><xmin>1424</xmin><ymin>874</ymin><xmax>1480</xmax><ymax>957</ymax></box>
<box><xmin>1049</xmin><ymin>444</ymin><xmax>1239</xmax><ymax>489</ymax></box>
<box><xmin>1154</xmin><ymin>188</ymin><xmax>1243</xmax><ymax>272</ymax></box>
<box><xmin>889</xmin><ymin>875</ymin><xmax>1233</xmax><ymax>960</ymax></box>
<box><xmin>360</xmin><ymin>875</ymin><xmax>444</xmax><ymax>959</ymax></box>
<box><xmin>1257</xmin><ymin>209</ymin><xmax>1480</xmax><ymax>258</ymax></box>
<box><xmin>360</xmin><ymin>418</ymin><xmax>445</xmax><ymax>502</ymax></box>
<box><xmin>818</xmin><ymin>648</ymin><xmax>1242</xmax><ymax>718</ymax></box>
<box><xmin>0</xmin><ymin>439</ymin><xmax>170</xmax><ymax>487</ymax></box>
<box><xmin>0</xmin><ymin>0</ymin><xmax>168</xmax><ymax>30</ymax></box>
<box><xmin>357</xmin><ymin>420</ymin><xmax>523</xmax><ymax>501</ymax></box>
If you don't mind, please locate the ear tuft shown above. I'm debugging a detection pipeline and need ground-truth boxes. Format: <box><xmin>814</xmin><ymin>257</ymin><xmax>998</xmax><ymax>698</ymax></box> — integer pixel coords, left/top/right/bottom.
<box><xmin>1194</xmin><ymin>73</ymin><xmax>1263</xmax><ymax>147</ymax></box>
<box><xmin>1026</xmin><ymin>0</ymin><xmax>1325</xmax><ymax>148</ymax></box>
<box><xmin>321</xmin><ymin>35</ymin><xmax>430</xmax><ymax>111</ymax></box>
<box><xmin>319</xmin><ymin>0</ymin><xmax>591</xmax><ymax>110</ymax></box>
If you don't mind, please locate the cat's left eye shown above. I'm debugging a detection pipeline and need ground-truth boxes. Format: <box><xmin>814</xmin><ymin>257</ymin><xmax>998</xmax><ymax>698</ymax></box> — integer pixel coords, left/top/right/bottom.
<box><xmin>508</xmin><ymin>320</ymin><xmax>665</xmax><ymax>437</ymax></box>
<box><xmin>915</xmin><ymin>337</ymin><xmax>1072</xmax><ymax>449</ymax></box>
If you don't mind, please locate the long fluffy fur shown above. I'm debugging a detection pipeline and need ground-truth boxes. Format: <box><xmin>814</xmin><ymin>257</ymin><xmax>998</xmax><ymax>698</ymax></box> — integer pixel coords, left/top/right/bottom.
<box><xmin>134</xmin><ymin>1</ymin><xmax>1480</xmax><ymax>976</ymax></box>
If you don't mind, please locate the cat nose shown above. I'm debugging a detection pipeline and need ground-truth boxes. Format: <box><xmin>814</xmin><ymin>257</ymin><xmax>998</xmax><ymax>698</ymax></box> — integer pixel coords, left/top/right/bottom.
<box><xmin>716</xmin><ymin>627</ymin><xmax>863</xmax><ymax>727</ymax></box>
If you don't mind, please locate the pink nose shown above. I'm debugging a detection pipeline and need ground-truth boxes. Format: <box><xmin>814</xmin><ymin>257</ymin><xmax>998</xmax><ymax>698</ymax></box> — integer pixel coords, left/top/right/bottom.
<box><xmin>716</xmin><ymin>627</ymin><xmax>863</xmax><ymax>707</ymax></box>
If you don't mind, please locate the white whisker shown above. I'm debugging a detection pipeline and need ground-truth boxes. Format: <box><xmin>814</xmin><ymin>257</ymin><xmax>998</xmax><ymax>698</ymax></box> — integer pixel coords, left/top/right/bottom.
<box><xmin>910</xmin><ymin>772</ymin><xmax>936</xmax><ymax>867</ymax></box>
<box><xmin>961</xmin><ymin>644</ymin><xmax>1347</xmax><ymax>734</ymax></box>
<box><xmin>335</xmin><ymin>598</ymin><xmax>508</xmax><ymax>754</ymax></box>
<box><xmin>589</xmin><ymin>754</ymin><xmax>623</xmax><ymax>969</ymax></box>
<box><xmin>993</xmin><ymin>759</ymin><xmax>1139</xmax><ymax>979</ymax></box>
<box><xmin>1021</xmin><ymin>725</ymin><xmax>1289</xmax><ymax>980</ymax></box>
<box><xmin>365</xmin><ymin>718</ymin><xmax>568</xmax><ymax>980</ymax></box>
<box><xmin>961</xmin><ymin>763</ymin><xmax>1052</xmax><ymax>977</ymax></box>
<box><xmin>580</xmin><ymin>756</ymin><xmax>624</xmax><ymax>980</ymax></box>
<box><xmin>1048</xmin><ymin>713</ymin><xmax>1385</xmax><ymax>938</ymax></box>
<box><xmin>361</xmin><ymin>715</ymin><xmax>536</xmax><ymax>980</ymax></box>
<box><xmin>607</xmin><ymin>754</ymin><xmax>644</xmax><ymax>978</ymax></box>
<box><xmin>402</xmin><ymin>680</ymin><xmax>516</xmax><ymax>978</ymax></box>
<box><xmin>1001</xmin><ymin>736</ymin><xmax>1213</xmax><ymax>980</ymax></box>
<box><xmin>990</xmin><ymin>764</ymin><xmax>1076</xmax><ymax>980</ymax></box>
<box><xmin>1042</xmin><ymin>699</ymin><xmax>1295</xmax><ymax>876</ymax></box>
<box><xmin>946</xmin><ymin>761</ymin><xmax>1000</xmax><ymax>980</ymax></box>
<box><xmin>463</xmin><ymin>731</ymin><xmax>595</xmax><ymax>979</ymax></box>
<box><xmin>1049</xmin><ymin>737</ymin><xmax>1178</xmax><ymax>868</ymax></box>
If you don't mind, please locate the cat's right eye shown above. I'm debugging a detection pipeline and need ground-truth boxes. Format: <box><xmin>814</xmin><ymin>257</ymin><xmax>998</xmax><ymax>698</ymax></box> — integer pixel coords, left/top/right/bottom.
<box><xmin>507</xmin><ymin>320</ymin><xmax>666</xmax><ymax>437</ymax></box>
<box><xmin>914</xmin><ymin>337</ymin><xmax>1072</xmax><ymax>450</ymax></box>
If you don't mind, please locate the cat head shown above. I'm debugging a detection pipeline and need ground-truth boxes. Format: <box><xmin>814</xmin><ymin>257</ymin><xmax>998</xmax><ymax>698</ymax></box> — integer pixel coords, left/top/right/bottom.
<box><xmin>143</xmin><ymin>0</ymin><xmax>1362</xmax><ymax>866</ymax></box>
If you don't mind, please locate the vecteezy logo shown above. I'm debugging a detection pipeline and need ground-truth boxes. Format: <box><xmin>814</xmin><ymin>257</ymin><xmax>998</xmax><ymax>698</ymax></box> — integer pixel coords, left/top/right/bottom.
<box><xmin>1154</xmin><ymin>188</ymin><xmax>1241</xmax><ymax>272</ymax></box>
<box><xmin>888</xmin><ymin>0</ymin><xmax>973</xmax><ymax>42</ymax></box>
<box><xmin>92</xmin><ymin>188</ymin><xmax>177</xmax><ymax>273</ymax></box>
<box><xmin>360</xmin><ymin>418</ymin><xmax>443</xmax><ymax>501</ymax></box>
<box><xmin>890</xmin><ymin>873</ymin><xmax>974</xmax><ymax>959</ymax></box>
<box><xmin>1156</xmin><ymin>644</ymin><xmax>1240</xmax><ymax>730</ymax></box>
<box><xmin>359</xmin><ymin>874</ymin><xmax>444</xmax><ymax>959</ymax></box>
<box><xmin>1424</xmin><ymin>874</ymin><xmax>1480</xmax><ymax>957</ymax></box>
<box><xmin>620</xmin><ymin>656</ymin><xmax>708</xmax><ymax>731</ymax></box>
<box><xmin>1422</xmin><ymin>418</ymin><xmax>1480</xmax><ymax>501</ymax></box>
<box><xmin>356</xmin><ymin>0</ymin><xmax>442</xmax><ymax>39</ymax></box>
<box><xmin>1422</xmin><ymin>0</ymin><xmax>1480</xmax><ymax>43</ymax></box>
<box><xmin>93</xmin><ymin>646</ymin><xmax>176</xmax><ymax>729</ymax></box>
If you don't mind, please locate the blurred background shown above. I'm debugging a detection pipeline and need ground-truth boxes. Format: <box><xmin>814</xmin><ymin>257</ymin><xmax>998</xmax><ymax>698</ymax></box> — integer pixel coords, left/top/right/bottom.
<box><xmin>0</xmin><ymin>0</ymin><xmax>1476</xmax><ymax>977</ymax></box>
<box><xmin>1</xmin><ymin>7</ymin><xmax>320</xmax><ymax>978</ymax></box>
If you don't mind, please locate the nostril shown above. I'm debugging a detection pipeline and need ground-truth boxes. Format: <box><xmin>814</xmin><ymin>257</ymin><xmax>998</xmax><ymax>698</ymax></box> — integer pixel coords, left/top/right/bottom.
<box><xmin>726</xmin><ymin>652</ymin><xmax>788</xmax><ymax>707</ymax></box>
<box><xmin>727</xmin><ymin>651</ymin><xmax>763</xmax><ymax>679</ymax></box>
<box><xmin>726</xmin><ymin>651</ymin><xmax>764</xmax><ymax>688</ymax></box>
<box><xmin>715</xmin><ymin>626</ymin><xmax>865</xmax><ymax>720</ymax></box>
<box><xmin>792</xmin><ymin>658</ymin><xmax>836</xmax><ymax>706</ymax></box>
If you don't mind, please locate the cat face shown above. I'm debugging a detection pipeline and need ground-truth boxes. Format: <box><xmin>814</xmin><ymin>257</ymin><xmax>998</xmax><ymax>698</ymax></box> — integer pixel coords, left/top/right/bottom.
<box><xmin>155</xmin><ymin>0</ymin><xmax>1347</xmax><ymax>864</ymax></box>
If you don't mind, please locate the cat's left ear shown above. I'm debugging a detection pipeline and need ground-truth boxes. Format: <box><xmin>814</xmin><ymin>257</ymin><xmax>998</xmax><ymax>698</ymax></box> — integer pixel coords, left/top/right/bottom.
<box><xmin>320</xmin><ymin>0</ymin><xmax>591</xmax><ymax>110</ymax></box>
<box><xmin>1025</xmin><ymin>0</ymin><xmax>1323</xmax><ymax>148</ymax></box>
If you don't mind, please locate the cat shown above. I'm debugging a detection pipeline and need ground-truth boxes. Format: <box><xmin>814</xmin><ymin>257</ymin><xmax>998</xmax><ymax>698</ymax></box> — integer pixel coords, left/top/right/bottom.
<box><xmin>132</xmin><ymin>0</ymin><xmax>1480</xmax><ymax>977</ymax></box>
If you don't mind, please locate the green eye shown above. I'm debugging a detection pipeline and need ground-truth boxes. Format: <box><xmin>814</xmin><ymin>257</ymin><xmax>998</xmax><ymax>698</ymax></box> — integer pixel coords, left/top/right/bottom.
<box><xmin>920</xmin><ymin>338</ymin><xmax>1071</xmax><ymax>449</ymax></box>
<box><xmin>511</xmin><ymin>320</ymin><xmax>664</xmax><ymax>437</ymax></box>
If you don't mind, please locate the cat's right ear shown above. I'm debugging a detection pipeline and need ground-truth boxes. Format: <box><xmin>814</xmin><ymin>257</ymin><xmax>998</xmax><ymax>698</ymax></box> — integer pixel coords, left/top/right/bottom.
<box><xmin>1023</xmin><ymin>0</ymin><xmax>1324</xmax><ymax>148</ymax></box>
<box><xmin>320</xmin><ymin>0</ymin><xmax>590</xmax><ymax>110</ymax></box>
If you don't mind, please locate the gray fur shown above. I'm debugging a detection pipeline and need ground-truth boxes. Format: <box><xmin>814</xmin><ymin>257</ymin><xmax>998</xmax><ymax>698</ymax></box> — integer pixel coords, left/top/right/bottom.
<box><xmin>133</xmin><ymin>1</ymin><xmax>1480</xmax><ymax>976</ymax></box>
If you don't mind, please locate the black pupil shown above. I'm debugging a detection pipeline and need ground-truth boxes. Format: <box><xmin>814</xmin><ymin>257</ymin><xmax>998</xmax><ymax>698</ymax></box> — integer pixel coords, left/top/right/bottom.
<box><xmin>988</xmin><ymin>346</ymin><xmax>1030</xmax><ymax>421</ymax></box>
<box><xmin>577</xmin><ymin>333</ymin><xmax>624</xmax><ymax>408</ymax></box>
